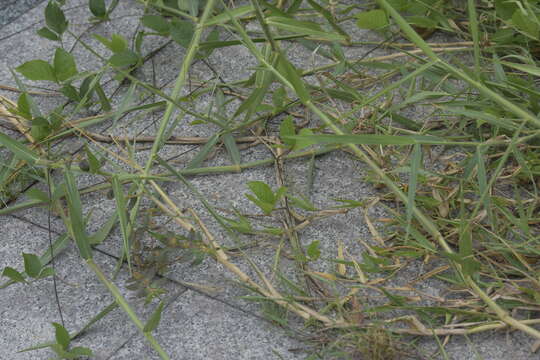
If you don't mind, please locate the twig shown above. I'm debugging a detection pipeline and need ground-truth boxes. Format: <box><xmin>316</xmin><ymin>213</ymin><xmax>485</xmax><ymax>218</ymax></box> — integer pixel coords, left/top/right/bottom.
<box><xmin>82</xmin><ymin>131</ymin><xmax>279</xmax><ymax>145</ymax></box>
<box><xmin>0</xmin><ymin>84</ymin><xmax>58</xmax><ymax>96</ymax></box>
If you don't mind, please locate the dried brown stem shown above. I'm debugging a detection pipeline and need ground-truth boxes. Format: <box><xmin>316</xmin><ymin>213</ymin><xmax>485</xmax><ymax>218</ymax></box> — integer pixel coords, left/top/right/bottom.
<box><xmin>83</xmin><ymin>131</ymin><xmax>279</xmax><ymax>145</ymax></box>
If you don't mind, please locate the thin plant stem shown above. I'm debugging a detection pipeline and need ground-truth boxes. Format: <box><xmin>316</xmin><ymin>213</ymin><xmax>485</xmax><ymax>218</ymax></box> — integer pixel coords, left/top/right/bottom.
<box><xmin>86</xmin><ymin>259</ymin><xmax>170</xmax><ymax>360</ymax></box>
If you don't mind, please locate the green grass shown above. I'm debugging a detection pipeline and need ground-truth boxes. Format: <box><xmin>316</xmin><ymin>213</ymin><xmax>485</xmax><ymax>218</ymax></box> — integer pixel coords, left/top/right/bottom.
<box><xmin>3</xmin><ymin>0</ymin><xmax>540</xmax><ymax>359</ymax></box>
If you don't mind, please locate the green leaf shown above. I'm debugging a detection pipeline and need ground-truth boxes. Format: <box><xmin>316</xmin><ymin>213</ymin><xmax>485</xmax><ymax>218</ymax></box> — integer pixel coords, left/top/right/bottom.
<box><xmin>355</xmin><ymin>9</ymin><xmax>388</xmax><ymax>30</ymax></box>
<box><xmin>222</xmin><ymin>133</ymin><xmax>241</xmax><ymax>167</ymax></box>
<box><xmin>234</xmin><ymin>86</ymin><xmax>267</xmax><ymax>119</ymax></box>
<box><xmin>386</xmin><ymin>0</ymin><xmax>408</xmax><ymax>11</ymax></box>
<box><xmin>275</xmin><ymin>186</ymin><xmax>287</xmax><ymax>201</ymax></box>
<box><xmin>49</xmin><ymin>107</ymin><xmax>64</xmax><ymax>129</ymax></box>
<box><xmin>206</xmin><ymin>4</ymin><xmax>253</xmax><ymax>26</ymax></box>
<box><xmin>170</xmin><ymin>19</ymin><xmax>194</xmax><ymax>48</ymax></box>
<box><xmin>186</xmin><ymin>133</ymin><xmax>220</xmax><ymax>169</ymax></box>
<box><xmin>84</xmin><ymin>145</ymin><xmax>101</xmax><ymax>173</ymax></box>
<box><xmin>246</xmin><ymin>181</ymin><xmax>279</xmax><ymax>215</ymax></box>
<box><xmin>30</xmin><ymin>123</ymin><xmax>49</xmax><ymax>141</ymax></box>
<box><xmin>89</xmin><ymin>0</ymin><xmax>107</xmax><ymax>18</ymax></box>
<box><xmin>31</xmin><ymin>115</ymin><xmax>50</xmax><ymax>126</ymax></box>
<box><xmin>306</xmin><ymin>0</ymin><xmax>350</xmax><ymax>42</ymax></box>
<box><xmin>79</xmin><ymin>75</ymin><xmax>95</xmax><ymax>99</ymax></box>
<box><xmin>272</xmin><ymin>87</ymin><xmax>286</xmax><ymax>109</ymax></box>
<box><xmin>2</xmin><ymin>267</ymin><xmax>27</xmax><ymax>283</ymax></box>
<box><xmin>53</xmin><ymin>48</ymin><xmax>77</xmax><ymax>82</ymax></box>
<box><xmin>0</xmin><ymin>132</ymin><xmax>40</xmax><ymax>164</ymax></box>
<box><xmin>67</xmin><ymin>346</ymin><xmax>93</xmax><ymax>357</ymax></box>
<box><xmin>94</xmin><ymin>33</ymin><xmax>128</xmax><ymax>53</ymax></box>
<box><xmin>135</xmin><ymin>31</ymin><xmax>144</xmax><ymax>53</ymax></box>
<box><xmin>333</xmin><ymin>198</ymin><xmax>365</xmax><ymax>209</ymax></box>
<box><xmin>45</xmin><ymin>1</ymin><xmax>68</xmax><ymax>35</ymax></box>
<box><xmin>61</xmin><ymin>84</ymin><xmax>81</xmax><ymax>102</ymax></box>
<box><xmin>111</xmin><ymin>175</ymin><xmax>131</xmax><ymax>271</ymax></box>
<box><xmin>16</xmin><ymin>60</ymin><xmax>56</xmax><ymax>82</ymax></box>
<box><xmin>441</xmin><ymin>106</ymin><xmax>517</xmax><ymax>131</ymax></box>
<box><xmin>245</xmin><ymin>194</ymin><xmax>275</xmax><ymax>215</ymax></box>
<box><xmin>64</xmin><ymin>169</ymin><xmax>92</xmax><ymax>260</ymax></box>
<box><xmin>30</xmin><ymin>124</ymin><xmax>50</xmax><ymax>142</ymax></box>
<box><xmin>52</xmin><ymin>322</ymin><xmax>70</xmax><ymax>350</ymax></box>
<box><xmin>51</xmin><ymin>183</ymin><xmax>67</xmax><ymax>202</ymax></box>
<box><xmin>17</xmin><ymin>93</ymin><xmax>32</xmax><ymax>119</ymax></box>
<box><xmin>26</xmin><ymin>187</ymin><xmax>50</xmax><ymax>203</ymax></box>
<box><xmin>247</xmin><ymin>181</ymin><xmax>275</xmax><ymax>204</ymax></box>
<box><xmin>197</xmin><ymin>28</ymin><xmax>219</xmax><ymax>58</ymax></box>
<box><xmin>23</xmin><ymin>253</ymin><xmax>42</xmax><ymax>278</ymax></box>
<box><xmin>285</xmin><ymin>133</ymin><xmax>450</xmax><ymax>146</ymax></box>
<box><xmin>476</xmin><ymin>147</ymin><xmax>493</xmax><ymax>226</ymax></box>
<box><xmin>287</xmin><ymin>195</ymin><xmax>317</xmax><ymax>211</ymax></box>
<box><xmin>405</xmin><ymin>16</ymin><xmax>437</xmax><ymax>28</ymax></box>
<box><xmin>405</xmin><ymin>144</ymin><xmax>421</xmax><ymax>238</ymax></box>
<box><xmin>94</xmin><ymin>82</ymin><xmax>112</xmax><ymax>111</ymax></box>
<box><xmin>50</xmin><ymin>343</ymin><xmax>72</xmax><ymax>358</ymax></box>
<box><xmin>306</xmin><ymin>240</ymin><xmax>320</xmax><ymax>260</ymax></box>
<box><xmin>37</xmin><ymin>26</ymin><xmax>59</xmax><ymax>41</ymax></box>
<box><xmin>223</xmin><ymin>211</ymin><xmax>253</xmax><ymax>234</ymax></box>
<box><xmin>279</xmin><ymin>116</ymin><xmax>296</xmax><ymax>146</ymax></box>
<box><xmin>293</xmin><ymin>128</ymin><xmax>316</xmax><ymax>150</ymax></box>
<box><xmin>108</xmin><ymin>50</ymin><xmax>139</xmax><ymax>67</ymax></box>
<box><xmin>502</xmin><ymin>61</ymin><xmax>540</xmax><ymax>78</ymax></box>
<box><xmin>495</xmin><ymin>0</ymin><xmax>516</xmax><ymax>19</ymax></box>
<box><xmin>512</xmin><ymin>8</ymin><xmax>539</xmax><ymax>39</ymax></box>
<box><xmin>142</xmin><ymin>15</ymin><xmax>170</xmax><ymax>34</ymax></box>
<box><xmin>459</xmin><ymin>229</ymin><xmax>473</xmax><ymax>258</ymax></box>
<box><xmin>37</xmin><ymin>267</ymin><xmax>55</xmax><ymax>279</ymax></box>
<box><xmin>177</xmin><ymin>0</ymin><xmax>190</xmax><ymax>11</ymax></box>
<box><xmin>143</xmin><ymin>301</ymin><xmax>165</xmax><ymax>333</ymax></box>
<box><xmin>276</xmin><ymin>54</ymin><xmax>310</xmax><ymax>103</ymax></box>
<box><xmin>110</xmin><ymin>34</ymin><xmax>128</xmax><ymax>53</ymax></box>
<box><xmin>381</xmin><ymin>288</ymin><xmax>407</xmax><ymax>306</ymax></box>
<box><xmin>395</xmin><ymin>90</ymin><xmax>447</xmax><ymax>108</ymax></box>
<box><xmin>189</xmin><ymin>0</ymin><xmax>199</xmax><ymax>16</ymax></box>
<box><xmin>88</xmin><ymin>213</ymin><xmax>118</xmax><ymax>245</ymax></box>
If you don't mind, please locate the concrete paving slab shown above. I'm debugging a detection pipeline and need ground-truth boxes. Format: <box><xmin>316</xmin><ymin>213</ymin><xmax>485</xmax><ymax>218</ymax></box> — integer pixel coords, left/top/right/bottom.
<box><xmin>0</xmin><ymin>0</ymin><xmax>45</xmax><ymax>28</ymax></box>
<box><xmin>1</xmin><ymin>216</ymin><xmax>302</xmax><ymax>359</ymax></box>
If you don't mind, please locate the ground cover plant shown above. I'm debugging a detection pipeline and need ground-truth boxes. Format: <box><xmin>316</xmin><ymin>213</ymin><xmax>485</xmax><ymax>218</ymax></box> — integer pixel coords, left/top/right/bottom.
<box><xmin>2</xmin><ymin>0</ymin><xmax>540</xmax><ymax>358</ymax></box>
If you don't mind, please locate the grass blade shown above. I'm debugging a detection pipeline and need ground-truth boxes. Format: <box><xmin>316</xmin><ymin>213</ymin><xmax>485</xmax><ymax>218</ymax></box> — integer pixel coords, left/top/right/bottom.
<box><xmin>186</xmin><ymin>133</ymin><xmax>220</xmax><ymax>169</ymax></box>
<box><xmin>206</xmin><ymin>4</ymin><xmax>253</xmax><ymax>26</ymax></box>
<box><xmin>0</xmin><ymin>132</ymin><xmax>39</xmax><ymax>165</ymax></box>
<box><xmin>467</xmin><ymin>0</ymin><xmax>481</xmax><ymax>79</ymax></box>
<box><xmin>222</xmin><ymin>133</ymin><xmax>241</xmax><ymax>169</ymax></box>
<box><xmin>475</xmin><ymin>147</ymin><xmax>494</xmax><ymax>228</ymax></box>
<box><xmin>306</xmin><ymin>0</ymin><xmax>350</xmax><ymax>43</ymax></box>
<box><xmin>64</xmin><ymin>168</ymin><xmax>92</xmax><ymax>260</ymax></box>
<box><xmin>266</xmin><ymin>16</ymin><xmax>347</xmax><ymax>42</ymax></box>
<box><xmin>284</xmin><ymin>134</ymin><xmax>483</xmax><ymax>146</ymax></box>
<box><xmin>406</xmin><ymin>144</ymin><xmax>421</xmax><ymax>238</ymax></box>
<box><xmin>111</xmin><ymin>175</ymin><xmax>132</xmax><ymax>273</ymax></box>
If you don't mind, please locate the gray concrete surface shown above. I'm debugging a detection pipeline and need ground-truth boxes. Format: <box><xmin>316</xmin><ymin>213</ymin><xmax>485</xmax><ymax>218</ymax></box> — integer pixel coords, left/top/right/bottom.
<box><xmin>0</xmin><ymin>0</ymin><xmax>45</xmax><ymax>28</ymax></box>
<box><xmin>1</xmin><ymin>1</ymin><xmax>540</xmax><ymax>359</ymax></box>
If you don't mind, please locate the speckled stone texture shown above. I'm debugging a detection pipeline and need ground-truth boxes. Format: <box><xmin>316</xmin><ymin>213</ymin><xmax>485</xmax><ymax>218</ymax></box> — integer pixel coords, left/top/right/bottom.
<box><xmin>0</xmin><ymin>0</ymin><xmax>45</xmax><ymax>28</ymax></box>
